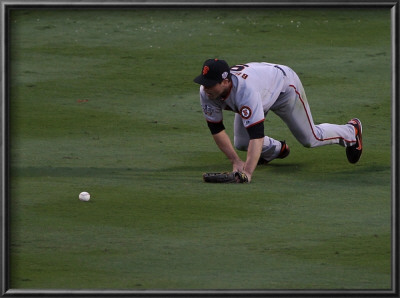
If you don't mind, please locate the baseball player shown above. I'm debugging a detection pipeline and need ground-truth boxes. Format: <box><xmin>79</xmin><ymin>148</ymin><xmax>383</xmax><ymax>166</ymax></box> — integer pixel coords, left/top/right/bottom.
<box><xmin>194</xmin><ymin>58</ymin><xmax>363</xmax><ymax>182</ymax></box>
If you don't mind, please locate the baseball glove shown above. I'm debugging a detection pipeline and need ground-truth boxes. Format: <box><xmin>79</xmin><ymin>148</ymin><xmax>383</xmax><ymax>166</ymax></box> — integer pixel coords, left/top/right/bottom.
<box><xmin>202</xmin><ymin>171</ymin><xmax>249</xmax><ymax>183</ymax></box>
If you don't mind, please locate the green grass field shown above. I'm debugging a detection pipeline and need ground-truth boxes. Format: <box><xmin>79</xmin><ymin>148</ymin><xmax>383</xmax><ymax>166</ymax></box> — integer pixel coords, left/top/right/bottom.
<box><xmin>8</xmin><ymin>7</ymin><xmax>392</xmax><ymax>291</ymax></box>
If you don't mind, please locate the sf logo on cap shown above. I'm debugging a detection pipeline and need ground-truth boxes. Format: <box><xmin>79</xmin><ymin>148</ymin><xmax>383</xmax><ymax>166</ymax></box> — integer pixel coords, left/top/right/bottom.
<box><xmin>203</xmin><ymin>66</ymin><xmax>210</xmax><ymax>75</ymax></box>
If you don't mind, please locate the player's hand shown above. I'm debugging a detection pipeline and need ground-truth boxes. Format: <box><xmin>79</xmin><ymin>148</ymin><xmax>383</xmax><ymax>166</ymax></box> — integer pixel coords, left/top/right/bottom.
<box><xmin>233</xmin><ymin>160</ymin><xmax>252</xmax><ymax>183</ymax></box>
<box><xmin>232</xmin><ymin>160</ymin><xmax>245</xmax><ymax>173</ymax></box>
<box><xmin>242</xmin><ymin>170</ymin><xmax>252</xmax><ymax>183</ymax></box>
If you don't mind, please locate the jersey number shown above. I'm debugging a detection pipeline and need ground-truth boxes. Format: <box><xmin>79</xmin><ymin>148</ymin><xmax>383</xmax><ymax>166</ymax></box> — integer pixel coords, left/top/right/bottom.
<box><xmin>230</xmin><ymin>64</ymin><xmax>249</xmax><ymax>79</ymax></box>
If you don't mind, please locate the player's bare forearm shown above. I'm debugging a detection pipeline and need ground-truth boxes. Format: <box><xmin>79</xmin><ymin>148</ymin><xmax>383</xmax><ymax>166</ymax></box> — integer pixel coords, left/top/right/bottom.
<box><xmin>212</xmin><ymin>130</ymin><xmax>244</xmax><ymax>170</ymax></box>
<box><xmin>243</xmin><ymin>138</ymin><xmax>264</xmax><ymax>181</ymax></box>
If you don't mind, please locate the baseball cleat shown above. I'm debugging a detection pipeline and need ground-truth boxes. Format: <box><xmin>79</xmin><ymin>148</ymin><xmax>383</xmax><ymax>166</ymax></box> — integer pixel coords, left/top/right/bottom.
<box><xmin>258</xmin><ymin>141</ymin><xmax>290</xmax><ymax>165</ymax></box>
<box><xmin>346</xmin><ymin>118</ymin><xmax>363</xmax><ymax>164</ymax></box>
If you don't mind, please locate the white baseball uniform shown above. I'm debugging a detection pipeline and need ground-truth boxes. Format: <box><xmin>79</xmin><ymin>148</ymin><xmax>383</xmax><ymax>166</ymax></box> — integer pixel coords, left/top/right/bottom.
<box><xmin>200</xmin><ymin>62</ymin><xmax>357</xmax><ymax>161</ymax></box>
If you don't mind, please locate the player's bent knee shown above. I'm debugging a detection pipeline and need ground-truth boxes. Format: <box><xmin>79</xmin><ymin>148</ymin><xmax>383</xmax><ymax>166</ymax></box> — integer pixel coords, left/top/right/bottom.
<box><xmin>296</xmin><ymin>138</ymin><xmax>311</xmax><ymax>148</ymax></box>
<box><xmin>301</xmin><ymin>139</ymin><xmax>322</xmax><ymax>148</ymax></box>
<box><xmin>235</xmin><ymin>144</ymin><xmax>248</xmax><ymax>151</ymax></box>
<box><xmin>234</xmin><ymin>139</ymin><xmax>249</xmax><ymax>151</ymax></box>
<box><xmin>297</xmin><ymin>136</ymin><xmax>315</xmax><ymax>148</ymax></box>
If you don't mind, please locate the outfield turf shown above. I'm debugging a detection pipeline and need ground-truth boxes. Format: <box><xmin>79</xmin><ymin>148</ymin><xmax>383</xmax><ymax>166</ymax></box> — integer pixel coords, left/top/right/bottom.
<box><xmin>8</xmin><ymin>7</ymin><xmax>392</xmax><ymax>290</ymax></box>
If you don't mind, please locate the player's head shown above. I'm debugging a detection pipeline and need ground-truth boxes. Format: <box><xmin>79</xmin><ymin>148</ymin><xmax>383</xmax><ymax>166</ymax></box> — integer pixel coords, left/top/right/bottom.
<box><xmin>193</xmin><ymin>58</ymin><xmax>231</xmax><ymax>87</ymax></box>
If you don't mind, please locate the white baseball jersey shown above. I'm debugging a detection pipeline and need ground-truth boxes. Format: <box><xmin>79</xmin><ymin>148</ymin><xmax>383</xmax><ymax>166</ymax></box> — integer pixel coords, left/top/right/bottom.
<box><xmin>199</xmin><ymin>61</ymin><xmax>357</xmax><ymax>163</ymax></box>
<box><xmin>200</xmin><ymin>62</ymin><xmax>289</xmax><ymax>128</ymax></box>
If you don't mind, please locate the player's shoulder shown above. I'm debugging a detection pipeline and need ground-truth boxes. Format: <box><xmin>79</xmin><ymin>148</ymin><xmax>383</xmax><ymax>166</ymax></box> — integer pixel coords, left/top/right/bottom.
<box><xmin>230</xmin><ymin>62</ymin><xmax>277</xmax><ymax>75</ymax></box>
<box><xmin>246</xmin><ymin>62</ymin><xmax>277</xmax><ymax>68</ymax></box>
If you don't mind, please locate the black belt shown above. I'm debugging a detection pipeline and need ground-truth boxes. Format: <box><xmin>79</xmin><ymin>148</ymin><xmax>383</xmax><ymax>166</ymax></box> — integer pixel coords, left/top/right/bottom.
<box><xmin>274</xmin><ymin>65</ymin><xmax>287</xmax><ymax>77</ymax></box>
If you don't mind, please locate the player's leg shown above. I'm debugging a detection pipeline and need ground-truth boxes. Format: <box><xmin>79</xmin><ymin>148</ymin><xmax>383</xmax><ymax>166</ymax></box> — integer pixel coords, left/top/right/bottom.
<box><xmin>233</xmin><ymin>113</ymin><xmax>284</xmax><ymax>162</ymax></box>
<box><xmin>272</xmin><ymin>68</ymin><xmax>357</xmax><ymax>149</ymax></box>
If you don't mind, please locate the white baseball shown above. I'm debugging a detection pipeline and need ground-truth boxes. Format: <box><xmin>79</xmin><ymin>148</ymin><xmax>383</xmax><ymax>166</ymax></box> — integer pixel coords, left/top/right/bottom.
<box><xmin>79</xmin><ymin>191</ymin><xmax>90</xmax><ymax>202</ymax></box>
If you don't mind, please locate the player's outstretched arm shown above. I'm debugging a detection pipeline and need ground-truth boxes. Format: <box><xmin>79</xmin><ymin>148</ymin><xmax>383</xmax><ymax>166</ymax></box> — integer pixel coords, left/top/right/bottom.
<box><xmin>243</xmin><ymin>138</ymin><xmax>264</xmax><ymax>182</ymax></box>
<box><xmin>212</xmin><ymin>130</ymin><xmax>245</xmax><ymax>172</ymax></box>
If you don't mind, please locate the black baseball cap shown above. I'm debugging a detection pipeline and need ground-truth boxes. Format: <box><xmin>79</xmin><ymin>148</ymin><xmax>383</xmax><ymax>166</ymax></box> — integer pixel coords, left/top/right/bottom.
<box><xmin>193</xmin><ymin>58</ymin><xmax>230</xmax><ymax>87</ymax></box>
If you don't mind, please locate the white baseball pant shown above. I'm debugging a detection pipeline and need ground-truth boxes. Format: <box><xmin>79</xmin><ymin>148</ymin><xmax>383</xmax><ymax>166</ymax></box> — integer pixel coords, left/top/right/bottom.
<box><xmin>234</xmin><ymin>66</ymin><xmax>357</xmax><ymax>161</ymax></box>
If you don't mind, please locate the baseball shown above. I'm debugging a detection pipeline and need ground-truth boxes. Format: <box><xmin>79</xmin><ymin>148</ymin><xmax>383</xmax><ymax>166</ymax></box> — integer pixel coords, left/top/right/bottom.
<box><xmin>78</xmin><ymin>191</ymin><xmax>90</xmax><ymax>202</ymax></box>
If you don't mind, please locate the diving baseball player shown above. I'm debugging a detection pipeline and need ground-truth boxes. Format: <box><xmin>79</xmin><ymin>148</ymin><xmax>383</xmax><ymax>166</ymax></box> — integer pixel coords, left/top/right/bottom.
<box><xmin>194</xmin><ymin>59</ymin><xmax>363</xmax><ymax>183</ymax></box>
